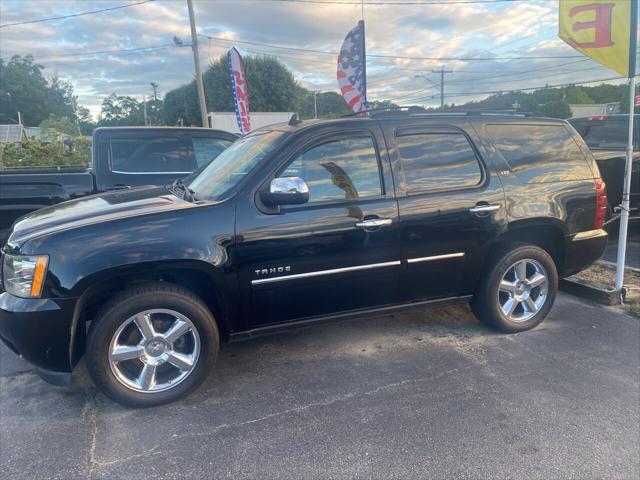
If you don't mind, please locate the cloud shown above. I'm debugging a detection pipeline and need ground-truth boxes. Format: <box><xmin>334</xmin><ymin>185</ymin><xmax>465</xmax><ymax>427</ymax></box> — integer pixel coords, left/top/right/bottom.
<box><xmin>0</xmin><ymin>0</ymin><xmax>622</xmax><ymax>120</ymax></box>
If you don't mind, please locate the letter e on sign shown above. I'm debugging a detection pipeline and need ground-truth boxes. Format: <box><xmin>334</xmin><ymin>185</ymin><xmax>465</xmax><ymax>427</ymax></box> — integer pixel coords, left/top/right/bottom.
<box><xmin>558</xmin><ymin>0</ymin><xmax>635</xmax><ymax>77</ymax></box>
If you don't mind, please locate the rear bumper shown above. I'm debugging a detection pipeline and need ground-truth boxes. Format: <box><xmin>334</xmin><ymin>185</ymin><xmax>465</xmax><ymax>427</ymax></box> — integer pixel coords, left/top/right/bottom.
<box><xmin>562</xmin><ymin>229</ymin><xmax>608</xmax><ymax>277</ymax></box>
<box><xmin>0</xmin><ymin>292</ymin><xmax>78</xmax><ymax>373</ymax></box>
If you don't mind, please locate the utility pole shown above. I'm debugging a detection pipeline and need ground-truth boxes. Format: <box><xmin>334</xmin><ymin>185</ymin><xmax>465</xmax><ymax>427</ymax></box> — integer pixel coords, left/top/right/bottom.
<box><xmin>143</xmin><ymin>96</ymin><xmax>148</xmax><ymax>125</ymax></box>
<box><xmin>430</xmin><ymin>65</ymin><xmax>453</xmax><ymax>109</ymax></box>
<box><xmin>313</xmin><ymin>91</ymin><xmax>318</xmax><ymax>119</ymax></box>
<box><xmin>187</xmin><ymin>0</ymin><xmax>208</xmax><ymax>127</ymax></box>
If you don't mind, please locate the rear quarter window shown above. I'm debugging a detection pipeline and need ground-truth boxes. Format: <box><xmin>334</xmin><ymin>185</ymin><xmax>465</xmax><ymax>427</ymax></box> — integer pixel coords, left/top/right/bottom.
<box><xmin>486</xmin><ymin>124</ymin><xmax>593</xmax><ymax>183</ymax></box>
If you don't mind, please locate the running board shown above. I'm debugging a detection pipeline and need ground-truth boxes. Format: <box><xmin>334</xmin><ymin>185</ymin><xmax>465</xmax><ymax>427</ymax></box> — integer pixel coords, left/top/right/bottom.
<box><xmin>229</xmin><ymin>295</ymin><xmax>473</xmax><ymax>342</ymax></box>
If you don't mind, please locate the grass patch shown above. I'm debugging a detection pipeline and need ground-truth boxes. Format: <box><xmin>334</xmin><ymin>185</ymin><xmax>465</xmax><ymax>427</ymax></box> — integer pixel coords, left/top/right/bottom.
<box><xmin>629</xmin><ymin>304</ymin><xmax>640</xmax><ymax>318</ymax></box>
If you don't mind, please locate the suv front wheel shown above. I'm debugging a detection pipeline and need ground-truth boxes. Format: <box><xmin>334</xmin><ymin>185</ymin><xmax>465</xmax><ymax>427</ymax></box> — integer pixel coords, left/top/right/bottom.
<box><xmin>86</xmin><ymin>283</ymin><xmax>219</xmax><ymax>408</ymax></box>
<box><xmin>471</xmin><ymin>244</ymin><xmax>558</xmax><ymax>333</ymax></box>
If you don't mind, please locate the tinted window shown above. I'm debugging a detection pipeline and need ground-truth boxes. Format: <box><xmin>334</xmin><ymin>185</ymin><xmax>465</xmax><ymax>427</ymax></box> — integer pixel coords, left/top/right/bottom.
<box><xmin>487</xmin><ymin>124</ymin><xmax>592</xmax><ymax>183</ymax></box>
<box><xmin>397</xmin><ymin>132</ymin><xmax>482</xmax><ymax>193</ymax></box>
<box><xmin>280</xmin><ymin>136</ymin><xmax>382</xmax><ymax>203</ymax></box>
<box><xmin>570</xmin><ymin>120</ymin><xmax>627</xmax><ymax>149</ymax></box>
<box><xmin>192</xmin><ymin>137</ymin><xmax>233</xmax><ymax>168</ymax></box>
<box><xmin>111</xmin><ymin>136</ymin><xmax>195</xmax><ymax>173</ymax></box>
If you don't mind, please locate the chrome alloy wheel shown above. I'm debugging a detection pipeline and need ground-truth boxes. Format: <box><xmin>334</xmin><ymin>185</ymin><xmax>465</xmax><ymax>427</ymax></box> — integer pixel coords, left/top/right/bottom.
<box><xmin>497</xmin><ymin>259</ymin><xmax>549</xmax><ymax>323</ymax></box>
<box><xmin>108</xmin><ymin>309</ymin><xmax>200</xmax><ymax>393</ymax></box>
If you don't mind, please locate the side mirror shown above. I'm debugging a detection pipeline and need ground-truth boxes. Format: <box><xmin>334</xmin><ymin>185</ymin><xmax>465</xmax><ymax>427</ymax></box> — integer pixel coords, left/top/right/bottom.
<box><xmin>261</xmin><ymin>177</ymin><xmax>309</xmax><ymax>206</ymax></box>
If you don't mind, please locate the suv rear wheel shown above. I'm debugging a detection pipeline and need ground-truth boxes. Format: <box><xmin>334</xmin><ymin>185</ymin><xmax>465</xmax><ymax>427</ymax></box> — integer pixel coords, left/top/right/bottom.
<box><xmin>85</xmin><ymin>283</ymin><xmax>219</xmax><ymax>408</ymax></box>
<box><xmin>471</xmin><ymin>244</ymin><xmax>558</xmax><ymax>333</ymax></box>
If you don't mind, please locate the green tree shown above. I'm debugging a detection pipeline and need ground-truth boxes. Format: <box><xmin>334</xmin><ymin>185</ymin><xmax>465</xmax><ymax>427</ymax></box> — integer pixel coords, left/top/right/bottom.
<box><xmin>564</xmin><ymin>86</ymin><xmax>594</xmax><ymax>105</ymax></box>
<box><xmin>46</xmin><ymin>75</ymin><xmax>77</xmax><ymax>119</ymax></box>
<box><xmin>39</xmin><ymin>114</ymin><xmax>79</xmax><ymax>136</ymax></box>
<box><xmin>539</xmin><ymin>100</ymin><xmax>571</xmax><ymax>119</ymax></box>
<box><xmin>98</xmin><ymin>93</ymin><xmax>144</xmax><ymax>126</ymax></box>
<box><xmin>76</xmin><ymin>106</ymin><xmax>96</xmax><ymax>135</ymax></box>
<box><xmin>164</xmin><ymin>55</ymin><xmax>301</xmax><ymax>126</ymax></box>
<box><xmin>0</xmin><ymin>55</ymin><xmax>49</xmax><ymax>125</ymax></box>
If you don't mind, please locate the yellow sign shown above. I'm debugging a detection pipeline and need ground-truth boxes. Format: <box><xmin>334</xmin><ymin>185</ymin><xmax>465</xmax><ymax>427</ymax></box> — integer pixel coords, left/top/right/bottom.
<box><xmin>559</xmin><ymin>0</ymin><xmax>637</xmax><ymax>77</ymax></box>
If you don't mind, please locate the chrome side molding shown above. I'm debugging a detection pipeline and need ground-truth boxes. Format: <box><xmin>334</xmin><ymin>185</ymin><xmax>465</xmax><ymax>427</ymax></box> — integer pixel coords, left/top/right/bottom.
<box><xmin>251</xmin><ymin>261</ymin><xmax>401</xmax><ymax>285</ymax></box>
<box><xmin>406</xmin><ymin>252</ymin><xmax>465</xmax><ymax>264</ymax></box>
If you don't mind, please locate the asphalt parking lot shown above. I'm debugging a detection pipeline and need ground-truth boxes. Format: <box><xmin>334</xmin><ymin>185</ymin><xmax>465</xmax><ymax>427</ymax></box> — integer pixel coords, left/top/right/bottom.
<box><xmin>1</xmin><ymin>292</ymin><xmax>638</xmax><ymax>480</ymax></box>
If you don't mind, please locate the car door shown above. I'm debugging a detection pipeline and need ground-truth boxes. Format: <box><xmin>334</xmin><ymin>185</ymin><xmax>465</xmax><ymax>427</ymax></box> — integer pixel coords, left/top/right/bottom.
<box><xmin>382</xmin><ymin>121</ymin><xmax>506</xmax><ymax>301</ymax></box>
<box><xmin>234</xmin><ymin>125</ymin><xmax>402</xmax><ymax>328</ymax></box>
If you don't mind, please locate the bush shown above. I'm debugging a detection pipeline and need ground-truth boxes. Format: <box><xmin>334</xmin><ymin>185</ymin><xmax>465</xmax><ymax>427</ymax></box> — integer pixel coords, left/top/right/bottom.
<box><xmin>1</xmin><ymin>137</ymin><xmax>91</xmax><ymax>169</ymax></box>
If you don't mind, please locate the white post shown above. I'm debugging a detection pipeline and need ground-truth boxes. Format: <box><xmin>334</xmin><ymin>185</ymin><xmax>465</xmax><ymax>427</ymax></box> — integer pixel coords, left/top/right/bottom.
<box><xmin>143</xmin><ymin>95</ymin><xmax>148</xmax><ymax>126</ymax></box>
<box><xmin>615</xmin><ymin>75</ymin><xmax>637</xmax><ymax>291</ymax></box>
<box><xmin>313</xmin><ymin>91</ymin><xmax>318</xmax><ymax>119</ymax></box>
<box><xmin>187</xmin><ymin>0</ymin><xmax>209</xmax><ymax>128</ymax></box>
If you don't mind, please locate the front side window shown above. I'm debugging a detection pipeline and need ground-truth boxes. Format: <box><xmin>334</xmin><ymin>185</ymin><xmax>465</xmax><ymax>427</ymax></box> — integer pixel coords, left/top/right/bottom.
<box><xmin>110</xmin><ymin>136</ymin><xmax>195</xmax><ymax>173</ymax></box>
<box><xmin>279</xmin><ymin>136</ymin><xmax>382</xmax><ymax>203</ymax></box>
<box><xmin>397</xmin><ymin>132</ymin><xmax>483</xmax><ymax>194</ymax></box>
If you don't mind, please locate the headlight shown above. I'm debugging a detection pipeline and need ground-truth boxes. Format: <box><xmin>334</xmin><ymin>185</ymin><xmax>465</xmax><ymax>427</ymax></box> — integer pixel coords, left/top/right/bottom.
<box><xmin>2</xmin><ymin>254</ymin><xmax>49</xmax><ymax>298</ymax></box>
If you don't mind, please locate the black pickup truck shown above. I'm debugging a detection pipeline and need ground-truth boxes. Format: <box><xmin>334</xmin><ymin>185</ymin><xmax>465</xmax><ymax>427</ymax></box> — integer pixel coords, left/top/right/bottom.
<box><xmin>0</xmin><ymin>127</ymin><xmax>237</xmax><ymax>243</ymax></box>
<box><xmin>0</xmin><ymin>113</ymin><xmax>607</xmax><ymax>407</ymax></box>
<box><xmin>568</xmin><ymin>114</ymin><xmax>639</xmax><ymax>218</ymax></box>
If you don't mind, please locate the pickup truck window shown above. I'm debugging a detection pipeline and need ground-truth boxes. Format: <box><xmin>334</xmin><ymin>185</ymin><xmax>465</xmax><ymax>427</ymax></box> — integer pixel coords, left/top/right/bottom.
<box><xmin>397</xmin><ymin>132</ymin><xmax>482</xmax><ymax>194</ymax></box>
<box><xmin>192</xmin><ymin>137</ymin><xmax>233</xmax><ymax>168</ymax></box>
<box><xmin>111</xmin><ymin>136</ymin><xmax>195</xmax><ymax>173</ymax></box>
<box><xmin>188</xmin><ymin>130</ymin><xmax>284</xmax><ymax>201</ymax></box>
<box><xmin>279</xmin><ymin>136</ymin><xmax>382</xmax><ymax>203</ymax></box>
<box><xmin>570</xmin><ymin>120</ymin><xmax>628</xmax><ymax>150</ymax></box>
<box><xmin>487</xmin><ymin>124</ymin><xmax>593</xmax><ymax>183</ymax></box>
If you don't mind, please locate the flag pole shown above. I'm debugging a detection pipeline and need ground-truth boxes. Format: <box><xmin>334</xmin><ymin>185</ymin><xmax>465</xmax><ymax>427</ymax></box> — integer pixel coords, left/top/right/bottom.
<box><xmin>360</xmin><ymin>18</ymin><xmax>367</xmax><ymax>110</ymax></box>
<box><xmin>614</xmin><ymin>0</ymin><xmax>638</xmax><ymax>294</ymax></box>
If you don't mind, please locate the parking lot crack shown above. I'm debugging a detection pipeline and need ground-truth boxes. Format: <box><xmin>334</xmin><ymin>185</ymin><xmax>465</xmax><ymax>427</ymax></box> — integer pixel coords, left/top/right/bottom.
<box><xmin>170</xmin><ymin>365</ymin><xmax>471</xmax><ymax>442</ymax></box>
<box><xmin>83</xmin><ymin>394</ymin><xmax>98</xmax><ymax>480</ymax></box>
<box><xmin>93</xmin><ymin>446</ymin><xmax>161</xmax><ymax>468</ymax></box>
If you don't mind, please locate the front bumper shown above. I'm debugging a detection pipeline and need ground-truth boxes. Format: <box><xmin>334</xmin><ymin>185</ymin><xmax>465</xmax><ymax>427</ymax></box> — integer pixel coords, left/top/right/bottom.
<box><xmin>0</xmin><ymin>292</ymin><xmax>78</xmax><ymax>373</ymax></box>
<box><xmin>563</xmin><ymin>229</ymin><xmax>608</xmax><ymax>277</ymax></box>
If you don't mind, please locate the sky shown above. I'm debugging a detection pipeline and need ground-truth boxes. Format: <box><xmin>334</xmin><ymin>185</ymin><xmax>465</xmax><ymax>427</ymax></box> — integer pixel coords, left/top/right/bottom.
<box><xmin>0</xmin><ymin>0</ymin><xmax>631</xmax><ymax>120</ymax></box>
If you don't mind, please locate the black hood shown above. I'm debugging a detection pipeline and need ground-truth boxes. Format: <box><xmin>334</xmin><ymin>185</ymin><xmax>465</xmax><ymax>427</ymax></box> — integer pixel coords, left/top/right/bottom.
<box><xmin>7</xmin><ymin>186</ymin><xmax>195</xmax><ymax>246</ymax></box>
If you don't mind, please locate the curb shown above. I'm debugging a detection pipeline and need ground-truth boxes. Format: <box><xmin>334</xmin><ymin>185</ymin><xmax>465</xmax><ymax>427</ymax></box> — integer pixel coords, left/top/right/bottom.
<box><xmin>559</xmin><ymin>278</ymin><xmax>620</xmax><ymax>306</ymax></box>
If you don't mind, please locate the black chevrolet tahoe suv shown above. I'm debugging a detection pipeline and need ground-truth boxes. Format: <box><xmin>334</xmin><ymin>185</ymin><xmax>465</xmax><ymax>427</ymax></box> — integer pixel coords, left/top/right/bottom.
<box><xmin>0</xmin><ymin>112</ymin><xmax>608</xmax><ymax>407</ymax></box>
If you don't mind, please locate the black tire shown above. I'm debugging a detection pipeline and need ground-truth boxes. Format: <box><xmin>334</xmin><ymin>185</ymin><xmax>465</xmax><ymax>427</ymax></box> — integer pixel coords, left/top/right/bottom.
<box><xmin>85</xmin><ymin>282</ymin><xmax>219</xmax><ymax>408</ymax></box>
<box><xmin>471</xmin><ymin>243</ymin><xmax>558</xmax><ymax>333</ymax></box>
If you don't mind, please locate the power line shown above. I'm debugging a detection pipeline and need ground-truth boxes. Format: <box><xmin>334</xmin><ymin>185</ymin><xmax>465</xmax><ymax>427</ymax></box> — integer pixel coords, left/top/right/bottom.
<box><xmin>399</xmin><ymin>75</ymin><xmax>625</xmax><ymax>104</ymax></box>
<box><xmin>203</xmin><ymin>34</ymin><xmax>581</xmax><ymax>62</ymax></box>
<box><xmin>0</xmin><ymin>0</ymin><xmax>156</xmax><ymax>28</ymax></box>
<box><xmin>21</xmin><ymin>44</ymin><xmax>175</xmax><ymax>60</ymax></box>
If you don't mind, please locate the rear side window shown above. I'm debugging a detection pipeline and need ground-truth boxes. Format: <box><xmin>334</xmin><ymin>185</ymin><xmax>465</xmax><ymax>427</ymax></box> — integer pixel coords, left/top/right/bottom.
<box><xmin>111</xmin><ymin>136</ymin><xmax>195</xmax><ymax>173</ymax></box>
<box><xmin>279</xmin><ymin>136</ymin><xmax>382</xmax><ymax>203</ymax></box>
<box><xmin>396</xmin><ymin>132</ymin><xmax>483</xmax><ymax>194</ymax></box>
<box><xmin>486</xmin><ymin>124</ymin><xmax>593</xmax><ymax>183</ymax></box>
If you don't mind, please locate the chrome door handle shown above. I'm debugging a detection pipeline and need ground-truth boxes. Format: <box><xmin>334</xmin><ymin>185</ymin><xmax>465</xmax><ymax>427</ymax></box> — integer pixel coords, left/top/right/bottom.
<box><xmin>355</xmin><ymin>218</ymin><xmax>392</xmax><ymax>228</ymax></box>
<box><xmin>469</xmin><ymin>204</ymin><xmax>501</xmax><ymax>214</ymax></box>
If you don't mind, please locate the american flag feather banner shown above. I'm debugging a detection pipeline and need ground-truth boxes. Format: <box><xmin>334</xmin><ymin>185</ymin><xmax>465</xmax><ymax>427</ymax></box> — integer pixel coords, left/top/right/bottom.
<box><xmin>227</xmin><ymin>47</ymin><xmax>251</xmax><ymax>134</ymax></box>
<box><xmin>337</xmin><ymin>20</ymin><xmax>368</xmax><ymax>114</ymax></box>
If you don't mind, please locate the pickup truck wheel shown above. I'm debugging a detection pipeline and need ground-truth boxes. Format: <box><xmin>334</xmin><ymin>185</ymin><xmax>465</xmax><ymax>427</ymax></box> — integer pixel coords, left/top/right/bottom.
<box><xmin>85</xmin><ymin>283</ymin><xmax>219</xmax><ymax>408</ymax></box>
<box><xmin>471</xmin><ymin>244</ymin><xmax>558</xmax><ymax>333</ymax></box>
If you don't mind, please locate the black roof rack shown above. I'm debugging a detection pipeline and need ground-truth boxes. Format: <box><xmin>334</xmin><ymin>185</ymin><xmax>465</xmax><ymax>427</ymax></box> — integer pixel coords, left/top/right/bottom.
<box><xmin>342</xmin><ymin>106</ymin><xmax>427</xmax><ymax>118</ymax></box>
<box><xmin>342</xmin><ymin>106</ymin><xmax>544</xmax><ymax>119</ymax></box>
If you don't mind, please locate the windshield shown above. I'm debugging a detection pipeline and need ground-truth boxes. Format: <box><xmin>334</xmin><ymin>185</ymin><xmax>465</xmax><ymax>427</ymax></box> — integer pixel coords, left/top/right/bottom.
<box><xmin>187</xmin><ymin>130</ymin><xmax>284</xmax><ymax>201</ymax></box>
